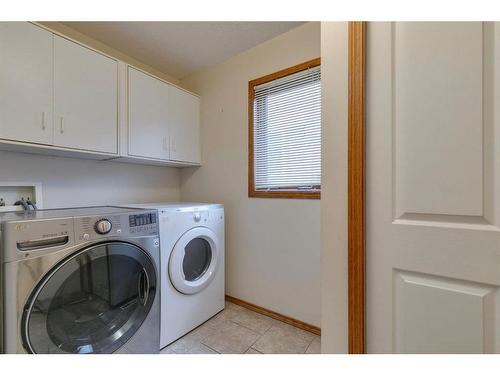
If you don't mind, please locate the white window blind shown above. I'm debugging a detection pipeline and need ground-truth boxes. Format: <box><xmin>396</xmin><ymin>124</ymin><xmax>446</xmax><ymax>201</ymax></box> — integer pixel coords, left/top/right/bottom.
<box><xmin>253</xmin><ymin>65</ymin><xmax>321</xmax><ymax>191</ymax></box>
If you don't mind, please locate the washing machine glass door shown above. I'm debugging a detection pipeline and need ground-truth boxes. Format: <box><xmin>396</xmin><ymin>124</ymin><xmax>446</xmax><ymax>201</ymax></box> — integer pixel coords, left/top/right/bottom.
<box><xmin>22</xmin><ymin>241</ymin><xmax>157</xmax><ymax>354</ymax></box>
<box><xmin>169</xmin><ymin>227</ymin><xmax>220</xmax><ymax>295</ymax></box>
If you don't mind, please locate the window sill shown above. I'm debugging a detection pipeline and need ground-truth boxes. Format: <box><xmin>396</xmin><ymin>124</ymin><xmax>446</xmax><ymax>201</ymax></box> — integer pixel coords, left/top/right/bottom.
<box><xmin>248</xmin><ymin>190</ymin><xmax>320</xmax><ymax>200</ymax></box>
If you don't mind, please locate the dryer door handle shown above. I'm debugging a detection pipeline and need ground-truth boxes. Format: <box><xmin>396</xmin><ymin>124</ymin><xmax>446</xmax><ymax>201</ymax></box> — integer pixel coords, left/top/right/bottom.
<box><xmin>138</xmin><ymin>267</ymin><xmax>150</xmax><ymax>306</ymax></box>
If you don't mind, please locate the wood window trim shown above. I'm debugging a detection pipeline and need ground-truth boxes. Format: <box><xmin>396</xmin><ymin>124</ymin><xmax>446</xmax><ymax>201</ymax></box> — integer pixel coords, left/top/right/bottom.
<box><xmin>348</xmin><ymin>21</ymin><xmax>366</xmax><ymax>354</ymax></box>
<box><xmin>248</xmin><ymin>57</ymin><xmax>321</xmax><ymax>200</ymax></box>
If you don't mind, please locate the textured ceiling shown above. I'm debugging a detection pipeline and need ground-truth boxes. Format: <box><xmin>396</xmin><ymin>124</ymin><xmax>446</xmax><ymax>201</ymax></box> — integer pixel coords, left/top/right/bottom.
<box><xmin>62</xmin><ymin>22</ymin><xmax>305</xmax><ymax>79</ymax></box>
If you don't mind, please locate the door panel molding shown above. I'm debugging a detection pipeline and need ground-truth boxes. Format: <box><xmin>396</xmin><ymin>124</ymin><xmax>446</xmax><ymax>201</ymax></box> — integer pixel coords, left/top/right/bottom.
<box><xmin>392</xmin><ymin>23</ymin><xmax>484</xmax><ymax>219</ymax></box>
<box><xmin>348</xmin><ymin>21</ymin><xmax>366</xmax><ymax>354</ymax></box>
<box><xmin>393</xmin><ymin>269</ymin><xmax>497</xmax><ymax>353</ymax></box>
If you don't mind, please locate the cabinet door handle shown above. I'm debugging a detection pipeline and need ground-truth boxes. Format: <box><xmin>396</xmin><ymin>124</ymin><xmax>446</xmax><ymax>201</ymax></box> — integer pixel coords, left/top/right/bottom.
<box><xmin>41</xmin><ymin>111</ymin><xmax>46</xmax><ymax>130</ymax></box>
<box><xmin>59</xmin><ymin>117</ymin><xmax>64</xmax><ymax>134</ymax></box>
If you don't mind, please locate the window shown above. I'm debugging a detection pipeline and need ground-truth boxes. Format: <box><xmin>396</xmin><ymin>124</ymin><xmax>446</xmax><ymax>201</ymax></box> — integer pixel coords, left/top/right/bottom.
<box><xmin>248</xmin><ymin>58</ymin><xmax>321</xmax><ymax>199</ymax></box>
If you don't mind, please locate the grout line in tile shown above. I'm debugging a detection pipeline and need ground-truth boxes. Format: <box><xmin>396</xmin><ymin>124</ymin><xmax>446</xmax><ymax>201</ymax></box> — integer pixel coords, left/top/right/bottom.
<box><xmin>228</xmin><ymin>317</ymin><xmax>269</xmax><ymax>336</ymax></box>
<box><xmin>249</xmin><ymin>347</ymin><xmax>264</xmax><ymax>354</ymax></box>
<box><xmin>230</xmin><ymin>305</ymin><xmax>316</xmax><ymax>354</ymax></box>
<box><xmin>246</xmin><ymin>327</ymin><xmax>265</xmax><ymax>353</ymax></box>
<box><xmin>268</xmin><ymin>318</ymin><xmax>319</xmax><ymax>344</ymax></box>
<box><xmin>201</xmin><ymin>322</ymin><xmax>258</xmax><ymax>354</ymax></box>
<box><xmin>228</xmin><ymin>305</ymin><xmax>302</xmax><ymax>338</ymax></box>
<box><xmin>201</xmin><ymin>342</ymin><xmax>221</xmax><ymax>354</ymax></box>
<box><xmin>260</xmin><ymin>322</ymin><xmax>274</xmax><ymax>335</ymax></box>
<box><xmin>198</xmin><ymin>334</ymin><xmax>220</xmax><ymax>353</ymax></box>
<box><xmin>304</xmin><ymin>340</ymin><xmax>313</xmax><ymax>354</ymax></box>
<box><xmin>231</xmin><ymin>320</ymin><xmax>264</xmax><ymax>353</ymax></box>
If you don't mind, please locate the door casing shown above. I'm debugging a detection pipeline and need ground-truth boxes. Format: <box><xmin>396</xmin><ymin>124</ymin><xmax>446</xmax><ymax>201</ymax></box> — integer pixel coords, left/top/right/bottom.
<box><xmin>347</xmin><ymin>21</ymin><xmax>366</xmax><ymax>354</ymax></box>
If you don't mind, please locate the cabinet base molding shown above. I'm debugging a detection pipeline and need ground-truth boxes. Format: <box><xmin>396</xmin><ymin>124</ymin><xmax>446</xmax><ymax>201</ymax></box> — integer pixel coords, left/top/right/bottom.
<box><xmin>108</xmin><ymin>155</ymin><xmax>200</xmax><ymax>168</ymax></box>
<box><xmin>0</xmin><ymin>140</ymin><xmax>201</xmax><ymax>168</ymax></box>
<box><xmin>225</xmin><ymin>295</ymin><xmax>321</xmax><ymax>335</ymax></box>
<box><xmin>0</xmin><ymin>139</ymin><xmax>117</xmax><ymax>161</ymax></box>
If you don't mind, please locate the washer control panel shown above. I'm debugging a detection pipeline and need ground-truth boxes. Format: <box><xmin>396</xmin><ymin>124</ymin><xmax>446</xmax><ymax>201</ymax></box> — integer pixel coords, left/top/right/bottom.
<box><xmin>75</xmin><ymin>215</ymin><xmax>122</xmax><ymax>242</ymax></box>
<box><xmin>74</xmin><ymin>210</ymin><xmax>158</xmax><ymax>243</ymax></box>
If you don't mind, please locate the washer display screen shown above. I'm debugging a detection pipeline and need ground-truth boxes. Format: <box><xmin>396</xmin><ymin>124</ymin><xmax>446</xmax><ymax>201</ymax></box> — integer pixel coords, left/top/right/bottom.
<box><xmin>129</xmin><ymin>213</ymin><xmax>156</xmax><ymax>227</ymax></box>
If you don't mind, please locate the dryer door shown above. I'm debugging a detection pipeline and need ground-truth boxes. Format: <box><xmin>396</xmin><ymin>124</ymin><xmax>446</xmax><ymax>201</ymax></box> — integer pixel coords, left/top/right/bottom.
<box><xmin>21</xmin><ymin>241</ymin><xmax>157</xmax><ymax>354</ymax></box>
<box><xmin>169</xmin><ymin>227</ymin><xmax>220</xmax><ymax>295</ymax></box>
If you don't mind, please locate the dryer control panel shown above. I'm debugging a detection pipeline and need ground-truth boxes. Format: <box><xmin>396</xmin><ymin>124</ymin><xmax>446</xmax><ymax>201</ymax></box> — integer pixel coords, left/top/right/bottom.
<box><xmin>193</xmin><ymin>209</ymin><xmax>224</xmax><ymax>224</ymax></box>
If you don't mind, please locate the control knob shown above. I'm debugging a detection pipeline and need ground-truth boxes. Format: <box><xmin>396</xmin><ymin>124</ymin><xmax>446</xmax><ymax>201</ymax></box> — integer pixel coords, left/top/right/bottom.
<box><xmin>95</xmin><ymin>219</ymin><xmax>112</xmax><ymax>234</ymax></box>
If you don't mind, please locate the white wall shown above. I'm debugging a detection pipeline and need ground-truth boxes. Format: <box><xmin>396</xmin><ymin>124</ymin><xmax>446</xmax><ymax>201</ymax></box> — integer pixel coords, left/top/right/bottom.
<box><xmin>0</xmin><ymin>151</ymin><xmax>180</xmax><ymax>208</ymax></box>
<box><xmin>179</xmin><ymin>22</ymin><xmax>321</xmax><ymax>326</ymax></box>
<box><xmin>321</xmin><ymin>22</ymin><xmax>349</xmax><ymax>353</ymax></box>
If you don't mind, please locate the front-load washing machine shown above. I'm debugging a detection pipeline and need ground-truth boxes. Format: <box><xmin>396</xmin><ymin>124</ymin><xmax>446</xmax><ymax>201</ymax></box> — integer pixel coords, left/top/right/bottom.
<box><xmin>0</xmin><ymin>206</ymin><xmax>160</xmax><ymax>354</ymax></box>
<box><xmin>124</xmin><ymin>203</ymin><xmax>224</xmax><ymax>348</ymax></box>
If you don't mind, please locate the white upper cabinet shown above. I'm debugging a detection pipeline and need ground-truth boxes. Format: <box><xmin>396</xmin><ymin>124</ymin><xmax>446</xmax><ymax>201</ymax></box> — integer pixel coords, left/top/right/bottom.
<box><xmin>128</xmin><ymin>67</ymin><xmax>170</xmax><ymax>160</ymax></box>
<box><xmin>53</xmin><ymin>35</ymin><xmax>118</xmax><ymax>154</ymax></box>
<box><xmin>0</xmin><ymin>22</ymin><xmax>200</xmax><ymax>166</ymax></box>
<box><xmin>0</xmin><ymin>22</ymin><xmax>53</xmax><ymax>145</ymax></box>
<box><xmin>168</xmin><ymin>86</ymin><xmax>201</xmax><ymax>164</ymax></box>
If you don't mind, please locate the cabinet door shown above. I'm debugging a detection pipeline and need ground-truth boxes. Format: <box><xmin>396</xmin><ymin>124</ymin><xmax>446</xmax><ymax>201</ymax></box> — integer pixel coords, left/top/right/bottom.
<box><xmin>54</xmin><ymin>35</ymin><xmax>118</xmax><ymax>154</ymax></box>
<box><xmin>0</xmin><ymin>22</ymin><xmax>53</xmax><ymax>145</ymax></box>
<box><xmin>168</xmin><ymin>86</ymin><xmax>201</xmax><ymax>164</ymax></box>
<box><xmin>128</xmin><ymin>67</ymin><xmax>169</xmax><ymax>160</ymax></box>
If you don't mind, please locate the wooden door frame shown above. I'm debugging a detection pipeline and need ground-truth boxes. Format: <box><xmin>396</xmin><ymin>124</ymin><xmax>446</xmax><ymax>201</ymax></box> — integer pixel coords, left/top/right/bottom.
<box><xmin>348</xmin><ymin>21</ymin><xmax>366</xmax><ymax>354</ymax></box>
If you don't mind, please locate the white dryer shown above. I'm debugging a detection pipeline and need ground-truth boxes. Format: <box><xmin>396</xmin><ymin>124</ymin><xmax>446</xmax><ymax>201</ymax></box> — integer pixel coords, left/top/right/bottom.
<box><xmin>124</xmin><ymin>203</ymin><xmax>224</xmax><ymax>348</ymax></box>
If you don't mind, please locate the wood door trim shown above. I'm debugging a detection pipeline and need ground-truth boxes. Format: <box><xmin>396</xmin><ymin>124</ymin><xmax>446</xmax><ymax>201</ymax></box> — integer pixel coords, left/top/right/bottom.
<box><xmin>348</xmin><ymin>21</ymin><xmax>366</xmax><ymax>354</ymax></box>
<box><xmin>225</xmin><ymin>295</ymin><xmax>321</xmax><ymax>335</ymax></box>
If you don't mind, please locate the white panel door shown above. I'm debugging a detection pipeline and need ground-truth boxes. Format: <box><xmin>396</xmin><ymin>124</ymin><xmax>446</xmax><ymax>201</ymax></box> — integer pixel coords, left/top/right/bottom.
<box><xmin>366</xmin><ymin>22</ymin><xmax>500</xmax><ymax>353</ymax></box>
<box><xmin>0</xmin><ymin>22</ymin><xmax>53</xmax><ymax>145</ymax></box>
<box><xmin>128</xmin><ymin>67</ymin><xmax>169</xmax><ymax>160</ymax></box>
<box><xmin>54</xmin><ymin>35</ymin><xmax>118</xmax><ymax>154</ymax></box>
<box><xmin>168</xmin><ymin>86</ymin><xmax>200</xmax><ymax>164</ymax></box>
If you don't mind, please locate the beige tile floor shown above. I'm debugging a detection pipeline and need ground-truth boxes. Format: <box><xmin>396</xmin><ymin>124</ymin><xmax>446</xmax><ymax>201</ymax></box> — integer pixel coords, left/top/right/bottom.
<box><xmin>161</xmin><ymin>301</ymin><xmax>321</xmax><ymax>354</ymax></box>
